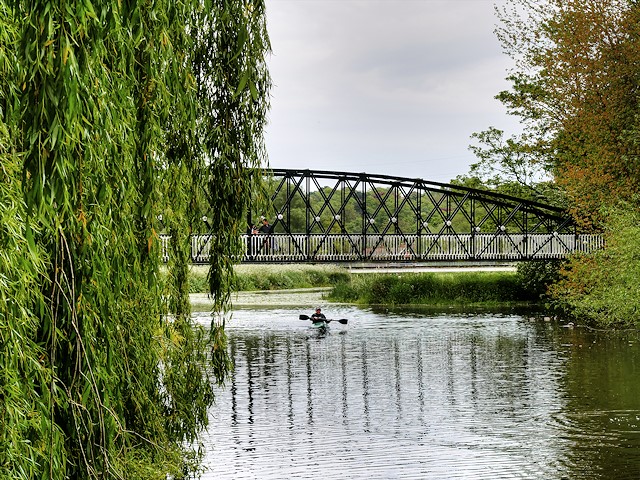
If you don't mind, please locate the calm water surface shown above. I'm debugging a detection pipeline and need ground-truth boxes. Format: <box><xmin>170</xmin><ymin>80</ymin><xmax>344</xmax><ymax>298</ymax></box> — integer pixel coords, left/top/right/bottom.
<box><xmin>193</xmin><ymin>305</ymin><xmax>640</xmax><ymax>479</ymax></box>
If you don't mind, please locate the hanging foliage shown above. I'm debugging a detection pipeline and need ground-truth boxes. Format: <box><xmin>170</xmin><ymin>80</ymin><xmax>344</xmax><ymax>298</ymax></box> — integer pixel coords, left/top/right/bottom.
<box><xmin>1</xmin><ymin>0</ymin><xmax>271</xmax><ymax>477</ymax></box>
<box><xmin>194</xmin><ymin>0</ymin><xmax>271</xmax><ymax>310</ymax></box>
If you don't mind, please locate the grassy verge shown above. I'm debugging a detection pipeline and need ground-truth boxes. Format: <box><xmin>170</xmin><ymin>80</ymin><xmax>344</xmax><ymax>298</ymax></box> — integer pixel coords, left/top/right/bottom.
<box><xmin>184</xmin><ymin>264</ymin><xmax>350</xmax><ymax>293</ymax></box>
<box><xmin>173</xmin><ymin>263</ymin><xmax>554</xmax><ymax>306</ymax></box>
<box><xmin>327</xmin><ymin>271</ymin><xmax>534</xmax><ymax>306</ymax></box>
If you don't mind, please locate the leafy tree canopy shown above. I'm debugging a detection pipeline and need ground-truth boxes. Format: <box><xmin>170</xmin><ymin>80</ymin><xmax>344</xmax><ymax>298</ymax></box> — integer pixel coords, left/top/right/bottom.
<box><xmin>470</xmin><ymin>0</ymin><xmax>640</xmax><ymax>230</ymax></box>
<box><xmin>478</xmin><ymin>0</ymin><xmax>640</xmax><ymax>327</ymax></box>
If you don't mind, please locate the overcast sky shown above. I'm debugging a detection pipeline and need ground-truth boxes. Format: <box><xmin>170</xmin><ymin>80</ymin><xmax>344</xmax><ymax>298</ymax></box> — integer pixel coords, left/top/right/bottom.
<box><xmin>263</xmin><ymin>0</ymin><xmax>520</xmax><ymax>183</ymax></box>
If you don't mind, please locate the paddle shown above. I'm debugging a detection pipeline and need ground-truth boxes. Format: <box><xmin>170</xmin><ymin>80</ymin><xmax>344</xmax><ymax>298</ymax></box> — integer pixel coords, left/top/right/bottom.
<box><xmin>299</xmin><ymin>314</ymin><xmax>348</xmax><ymax>325</ymax></box>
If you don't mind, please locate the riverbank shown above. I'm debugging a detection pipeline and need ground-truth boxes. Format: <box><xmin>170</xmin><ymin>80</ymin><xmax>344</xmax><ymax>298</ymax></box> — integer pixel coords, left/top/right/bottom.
<box><xmin>185</xmin><ymin>263</ymin><xmax>549</xmax><ymax>309</ymax></box>
<box><xmin>186</xmin><ymin>264</ymin><xmax>349</xmax><ymax>293</ymax></box>
<box><xmin>191</xmin><ymin>287</ymin><xmax>333</xmax><ymax>310</ymax></box>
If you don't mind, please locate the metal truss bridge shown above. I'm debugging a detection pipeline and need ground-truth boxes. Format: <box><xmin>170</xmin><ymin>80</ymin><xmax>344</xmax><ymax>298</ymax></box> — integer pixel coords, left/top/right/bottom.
<box><xmin>164</xmin><ymin>169</ymin><xmax>603</xmax><ymax>264</ymax></box>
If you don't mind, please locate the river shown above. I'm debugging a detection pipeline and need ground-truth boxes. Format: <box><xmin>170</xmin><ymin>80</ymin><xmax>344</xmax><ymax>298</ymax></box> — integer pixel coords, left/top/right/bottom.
<box><xmin>192</xmin><ymin>303</ymin><xmax>640</xmax><ymax>479</ymax></box>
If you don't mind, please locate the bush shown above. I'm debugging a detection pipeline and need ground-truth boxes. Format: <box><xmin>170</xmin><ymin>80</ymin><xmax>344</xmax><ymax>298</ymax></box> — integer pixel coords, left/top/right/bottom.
<box><xmin>516</xmin><ymin>260</ymin><xmax>565</xmax><ymax>300</ymax></box>
<box><xmin>329</xmin><ymin>281</ymin><xmax>360</xmax><ymax>302</ymax></box>
<box><xmin>550</xmin><ymin>203</ymin><xmax>640</xmax><ymax>327</ymax></box>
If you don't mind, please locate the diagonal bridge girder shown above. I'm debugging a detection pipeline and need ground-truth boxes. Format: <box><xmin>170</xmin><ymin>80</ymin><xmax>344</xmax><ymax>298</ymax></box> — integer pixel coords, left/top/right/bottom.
<box><xmin>235</xmin><ymin>168</ymin><xmax>594</xmax><ymax>263</ymax></box>
<box><xmin>265</xmin><ymin>169</ymin><xmax>572</xmax><ymax>232</ymax></box>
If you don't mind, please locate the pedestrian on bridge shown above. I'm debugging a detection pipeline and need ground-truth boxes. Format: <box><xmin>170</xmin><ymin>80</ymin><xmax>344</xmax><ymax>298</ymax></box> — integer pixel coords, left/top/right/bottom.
<box><xmin>258</xmin><ymin>217</ymin><xmax>271</xmax><ymax>234</ymax></box>
<box><xmin>258</xmin><ymin>217</ymin><xmax>273</xmax><ymax>253</ymax></box>
<box><xmin>247</xmin><ymin>222</ymin><xmax>260</xmax><ymax>258</ymax></box>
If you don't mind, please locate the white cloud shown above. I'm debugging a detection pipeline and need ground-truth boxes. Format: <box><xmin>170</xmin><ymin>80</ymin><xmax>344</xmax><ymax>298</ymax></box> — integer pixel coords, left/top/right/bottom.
<box><xmin>264</xmin><ymin>0</ymin><xmax>521</xmax><ymax>182</ymax></box>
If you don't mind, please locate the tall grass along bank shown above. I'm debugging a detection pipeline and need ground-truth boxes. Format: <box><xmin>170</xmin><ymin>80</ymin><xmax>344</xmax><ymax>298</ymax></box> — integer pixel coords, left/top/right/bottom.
<box><xmin>182</xmin><ymin>264</ymin><xmax>350</xmax><ymax>293</ymax></box>
<box><xmin>328</xmin><ymin>271</ymin><xmax>534</xmax><ymax>306</ymax></box>
<box><xmin>181</xmin><ymin>264</ymin><xmax>557</xmax><ymax>306</ymax></box>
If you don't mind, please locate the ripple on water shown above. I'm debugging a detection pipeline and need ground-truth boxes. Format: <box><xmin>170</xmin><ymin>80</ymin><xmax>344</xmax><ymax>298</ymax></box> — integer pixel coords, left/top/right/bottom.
<box><xmin>197</xmin><ymin>306</ymin><xmax>640</xmax><ymax>479</ymax></box>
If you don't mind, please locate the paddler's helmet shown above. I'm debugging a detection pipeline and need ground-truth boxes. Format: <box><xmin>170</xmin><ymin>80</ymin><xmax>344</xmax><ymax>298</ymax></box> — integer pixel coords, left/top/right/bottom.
<box><xmin>315</xmin><ymin>307</ymin><xmax>321</xmax><ymax>312</ymax></box>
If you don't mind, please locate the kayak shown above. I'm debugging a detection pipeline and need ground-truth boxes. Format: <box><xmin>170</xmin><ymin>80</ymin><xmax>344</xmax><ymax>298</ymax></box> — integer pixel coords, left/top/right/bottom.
<box><xmin>311</xmin><ymin>320</ymin><xmax>329</xmax><ymax>330</ymax></box>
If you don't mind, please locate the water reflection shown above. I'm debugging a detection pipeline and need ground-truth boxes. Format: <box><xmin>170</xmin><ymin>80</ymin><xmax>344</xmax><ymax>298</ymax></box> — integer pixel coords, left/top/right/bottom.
<box><xmin>559</xmin><ymin>328</ymin><xmax>640</xmax><ymax>479</ymax></box>
<box><xmin>197</xmin><ymin>307</ymin><xmax>640</xmax><ymax>479</ymax></box>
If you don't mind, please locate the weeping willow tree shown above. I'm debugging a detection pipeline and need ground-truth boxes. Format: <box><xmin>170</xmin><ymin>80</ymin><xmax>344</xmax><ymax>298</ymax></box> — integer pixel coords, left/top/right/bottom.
<box><xmin>0</xmin><ymin>0</ymin><xmax>270</xmax><ymax>478</ymax></box>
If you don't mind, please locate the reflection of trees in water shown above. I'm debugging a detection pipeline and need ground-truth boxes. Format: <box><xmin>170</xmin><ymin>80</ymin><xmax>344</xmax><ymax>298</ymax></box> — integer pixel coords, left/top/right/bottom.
<box><xmin>340</xmin><ymin>336</ymin><xmax>348</xmax><ymax>425</ymax></box>
<box><xmin>360</xmin><ymin>341</ymin><xmax>370</xmax><ymax>429</ymax></box>
<box><xmin>213</xmin><ymin>321</ymin><xmax>640</xmax><ymax>477</ymax></box>
<box><xmin>560</xmin><ymin>329</ymin><xmax>640</xmax><ymax>479</ymax></box>
<box><xmin>305</xmin><ymin>341</ymin><xmax>313</xmax><ymax>425</ymax></box>
<box><xmin>225</xmin><ymin>327</ymin><xmax>562</xmax><ymax>435</ymax></box>
<box><xmin>286</xmin><ymin>340</ymin><xmax>295</xmax><ymax>427</ymax></box>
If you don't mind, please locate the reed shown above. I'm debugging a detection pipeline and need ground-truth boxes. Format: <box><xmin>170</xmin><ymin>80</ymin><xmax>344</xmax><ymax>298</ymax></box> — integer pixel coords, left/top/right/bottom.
<box><xmin>185</xmin><ymin>264</ymin><xmax>350</xmax><ymax>293</ymax></box>
<box><xmin>328</xmin><ymin>271</ymin><xmax>532</xmax><ymax>305</ymax></box>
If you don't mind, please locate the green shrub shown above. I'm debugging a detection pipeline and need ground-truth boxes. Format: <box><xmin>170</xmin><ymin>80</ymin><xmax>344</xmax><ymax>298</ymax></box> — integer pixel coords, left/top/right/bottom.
<box><xmin>368</xmin><ymin>275</ymin><xmax>397</xmax><ymax>301</ymax></box>
<box><xmin>189</xmin><ymin>271</ymin><xmax>210</xmax><ymax>293</ymax></box>
<box><xmin>516</xmin><ymin>260</ymin><xmax>565</xmax><ymax>299</ymax></box>
<box><xmin>184</xmin><ymin>264</ymin><xmax>551</xmax><ymax>306</ymax></box>
<box><xmin>327</xmin><ymin>270</ymin><xmax>350</xmax><ymax>284</ymax></box>
<box><xmin>550</xmin><ymin>203</ymin><xmax>640</xmax><ymax>327</ymax></box>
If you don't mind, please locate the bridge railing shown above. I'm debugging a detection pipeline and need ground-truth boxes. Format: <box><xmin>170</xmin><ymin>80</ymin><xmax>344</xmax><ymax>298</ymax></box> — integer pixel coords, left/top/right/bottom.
<box><xmin>160</xmin><ymin>233</ymin><xmax>604</xmax><ymax>264</ymax></box>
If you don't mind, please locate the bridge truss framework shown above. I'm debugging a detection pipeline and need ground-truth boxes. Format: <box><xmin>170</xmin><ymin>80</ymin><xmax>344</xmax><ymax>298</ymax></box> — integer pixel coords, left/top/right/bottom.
<box><xmin>166</xmin><ymin>169</ymin><xmax>603</xmax><ymax>264</ymax></box>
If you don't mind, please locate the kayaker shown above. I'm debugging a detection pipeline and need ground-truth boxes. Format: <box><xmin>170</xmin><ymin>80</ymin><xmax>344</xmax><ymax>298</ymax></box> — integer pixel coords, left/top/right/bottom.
<box><xmin>311</xmin><ymin>307</ymin><xmax>326</xmax><ymax>321</ymax></box>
